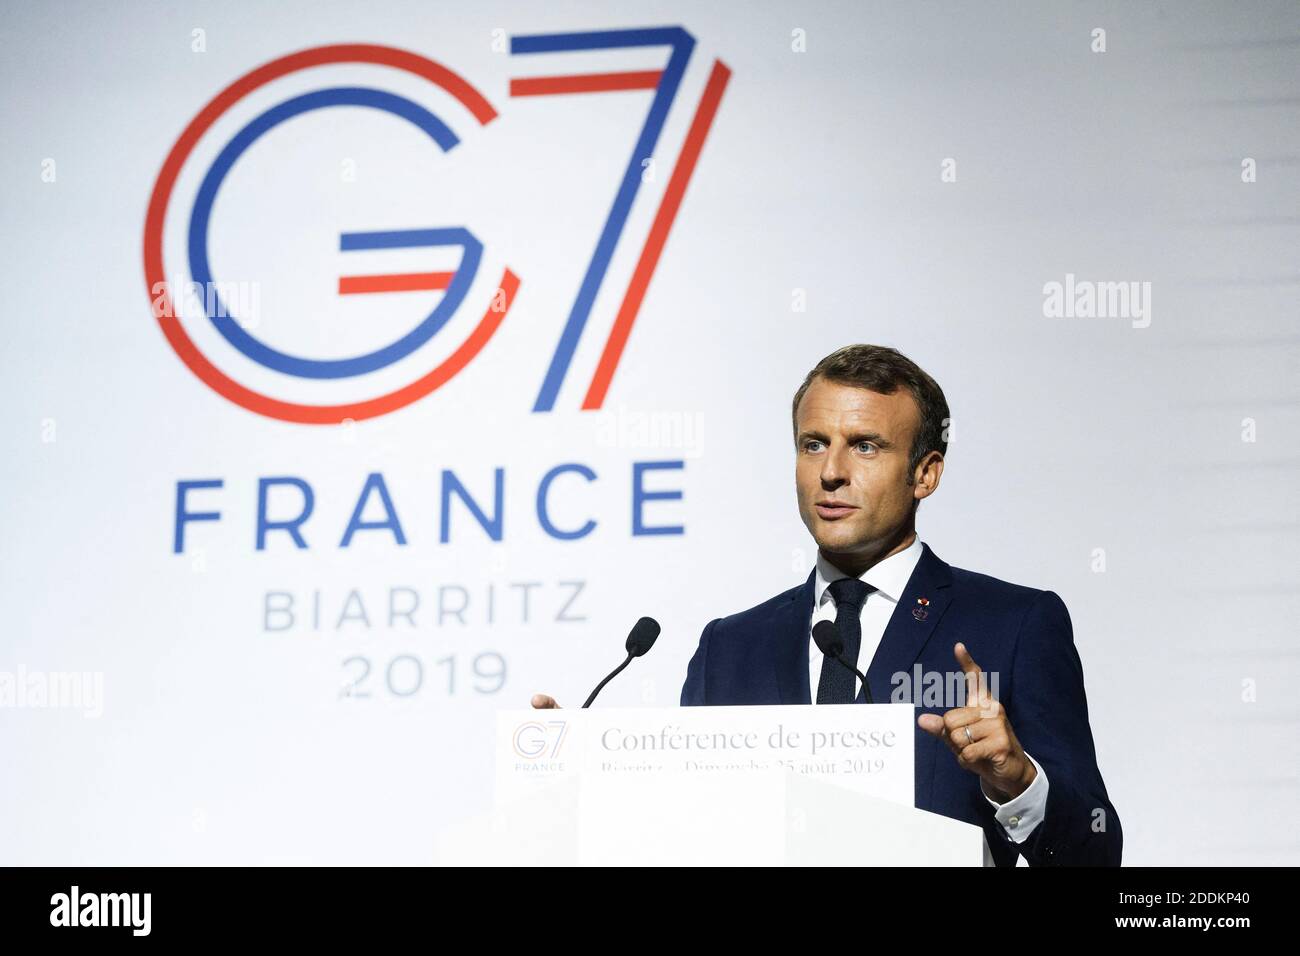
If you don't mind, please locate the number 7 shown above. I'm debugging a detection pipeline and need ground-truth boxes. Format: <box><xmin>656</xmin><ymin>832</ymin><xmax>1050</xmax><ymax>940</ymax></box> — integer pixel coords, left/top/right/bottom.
<box><xmin>510</xmin><ymin>27</ymin><xmax>730</xmax><ymax>411</ymax></box>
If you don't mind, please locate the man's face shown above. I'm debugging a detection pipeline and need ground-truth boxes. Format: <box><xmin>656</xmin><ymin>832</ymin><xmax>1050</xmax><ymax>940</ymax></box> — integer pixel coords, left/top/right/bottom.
<box><xmin>794</xmin><ymin>377</ymin><xmax>933</xmax><ymax>566</ymax></box>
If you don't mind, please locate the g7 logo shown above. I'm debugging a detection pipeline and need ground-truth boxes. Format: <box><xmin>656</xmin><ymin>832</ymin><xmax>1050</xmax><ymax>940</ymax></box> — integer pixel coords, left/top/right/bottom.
<box><xmin>143</xmin><ymin>28</ymin><xmax>730</xmax><ymax>423</ymax></box>
<box><xmin>513</xmin><ymin>720</ymin><xmax>570</xmax><ymax>760</ymax></box>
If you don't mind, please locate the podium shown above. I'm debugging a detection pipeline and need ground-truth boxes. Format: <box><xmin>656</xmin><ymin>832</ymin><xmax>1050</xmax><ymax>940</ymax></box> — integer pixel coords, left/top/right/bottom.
<box><xmin>435</xmin><ymin>704</ymin><xmax>990</xmax><ymax>866</ymax></box>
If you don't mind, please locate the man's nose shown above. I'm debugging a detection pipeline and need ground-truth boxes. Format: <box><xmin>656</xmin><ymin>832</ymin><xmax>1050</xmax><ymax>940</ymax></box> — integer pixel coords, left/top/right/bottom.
<box><xmin>820</xmin><ymin>446</ymin><xmax>849</xmax><ymax>488</ymax></box>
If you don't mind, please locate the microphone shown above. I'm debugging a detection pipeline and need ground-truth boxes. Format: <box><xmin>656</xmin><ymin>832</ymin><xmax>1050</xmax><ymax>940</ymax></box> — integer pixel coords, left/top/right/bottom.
<box><xmin>581</xmin><ymin>616</ymin><xmax>661</xmax><ymax>708</ymax></box>
<box><xmin>812</xmin><ymin>620</ymin><xmax>874</xmax><ymax>704</ymax></box>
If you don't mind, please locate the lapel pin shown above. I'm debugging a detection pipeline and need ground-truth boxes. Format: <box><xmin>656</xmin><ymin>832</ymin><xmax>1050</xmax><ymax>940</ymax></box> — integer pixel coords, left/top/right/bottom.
<box><xmin>913</xmin><ymin>597</ymin><xmax>929</xmax><ymax>621</ymax></box>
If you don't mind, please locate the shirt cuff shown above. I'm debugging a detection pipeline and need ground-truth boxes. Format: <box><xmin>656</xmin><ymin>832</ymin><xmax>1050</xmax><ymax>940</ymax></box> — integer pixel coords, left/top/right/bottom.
<box><xmin>981</xmin><ymin>752</ymin><xmax>1049</xmax><ymax>844</ymax></box>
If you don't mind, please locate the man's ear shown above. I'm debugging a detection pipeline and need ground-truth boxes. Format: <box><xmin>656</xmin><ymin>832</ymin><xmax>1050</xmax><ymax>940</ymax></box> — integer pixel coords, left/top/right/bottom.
<box><xmin>913</xmin><ymin>451</ymin><xmax>944</xmax><ymax>501</ymax></box>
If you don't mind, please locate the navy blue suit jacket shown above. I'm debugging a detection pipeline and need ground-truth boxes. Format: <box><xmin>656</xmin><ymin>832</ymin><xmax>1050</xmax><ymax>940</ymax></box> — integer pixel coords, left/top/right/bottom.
<box><xmin>679</xmin><ymin>543</ymin><xmax>1122</xmax><ymax>866</ymax></box>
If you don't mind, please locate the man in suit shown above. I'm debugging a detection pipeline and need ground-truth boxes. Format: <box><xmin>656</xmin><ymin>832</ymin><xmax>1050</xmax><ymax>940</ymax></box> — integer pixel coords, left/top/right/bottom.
<box><xmin>535</xmin><ymin>344</ymin><xmax>1121</xmax><ymax>867</ymax></box>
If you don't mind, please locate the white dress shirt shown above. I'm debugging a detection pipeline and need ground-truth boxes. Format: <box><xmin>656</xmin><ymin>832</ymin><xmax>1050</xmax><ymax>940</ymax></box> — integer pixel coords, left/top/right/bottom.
<box><xmin>807</xmin><ymin>536</ymin><xmax>1049</xmax><ymax>843</ymax></box>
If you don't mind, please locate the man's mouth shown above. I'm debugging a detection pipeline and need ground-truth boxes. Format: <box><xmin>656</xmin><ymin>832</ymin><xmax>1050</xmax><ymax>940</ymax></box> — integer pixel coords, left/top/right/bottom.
<box><xmin>814</xmin><ymin>501</ymin><xmax>858</xmax><ymax>520</ymax></box>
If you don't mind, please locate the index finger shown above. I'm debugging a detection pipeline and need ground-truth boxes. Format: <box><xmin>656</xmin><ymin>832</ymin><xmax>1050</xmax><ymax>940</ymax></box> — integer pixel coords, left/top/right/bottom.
<box><xmin>953</xmin><ymin>642</ymin><xmax>985</xmax><ymax>705</ymax></box>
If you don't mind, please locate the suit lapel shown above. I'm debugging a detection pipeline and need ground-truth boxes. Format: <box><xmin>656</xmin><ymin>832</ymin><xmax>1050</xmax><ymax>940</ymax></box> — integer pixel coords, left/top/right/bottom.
<box><xmin>860</xmin><ymin>542</ymin><xmax>954</xmax><ymax>703</ymax></box>
<box><xmin>769</xmin><ymin>568</ymin><xmax>815</xmax><ymax>704</ymax></box>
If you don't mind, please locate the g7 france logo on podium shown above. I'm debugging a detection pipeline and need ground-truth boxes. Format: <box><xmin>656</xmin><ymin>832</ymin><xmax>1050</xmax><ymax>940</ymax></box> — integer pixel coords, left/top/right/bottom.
<box><xmin>143</xmin><ymin>28</ymin><xmax>730</xmax><ymax>424</ymax></box>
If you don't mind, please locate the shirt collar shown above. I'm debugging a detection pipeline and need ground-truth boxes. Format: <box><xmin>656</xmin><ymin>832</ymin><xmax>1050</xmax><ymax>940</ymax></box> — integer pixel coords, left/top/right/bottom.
<box><xmin>815</xmin><ymin>536</ymin><xmax>924</xmax><ymax>607</ymax></box>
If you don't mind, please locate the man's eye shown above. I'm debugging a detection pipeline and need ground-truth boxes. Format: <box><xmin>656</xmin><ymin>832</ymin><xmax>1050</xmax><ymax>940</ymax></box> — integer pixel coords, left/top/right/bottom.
<box><xmin>856</xmin><ymin>442</ymin><xmax>876</xmax><ymax>453</ymax></box>
<box><xmin>804</xmin><ymin>440</ymin><xmax>823</xmax><ymax>452</ymax></box>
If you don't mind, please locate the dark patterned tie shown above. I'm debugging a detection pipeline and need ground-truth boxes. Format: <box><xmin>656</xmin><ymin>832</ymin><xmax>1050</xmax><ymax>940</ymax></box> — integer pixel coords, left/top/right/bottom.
<box><xmin>816</xmin><ymin>577</ymin><xmax>876</xmax><ymax>704</ymax></box>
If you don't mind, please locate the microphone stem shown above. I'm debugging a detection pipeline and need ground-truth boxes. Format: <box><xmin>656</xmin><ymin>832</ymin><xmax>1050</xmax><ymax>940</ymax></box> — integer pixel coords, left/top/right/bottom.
<box><xmin>836</xmin><ymin>653</ymin><xmax>875</xmax><ymax>705</ymax></box>
<box><xmin>581</xmin><ymin>652</ymin><xmax>635</xmax><ymax>708</ymax></box>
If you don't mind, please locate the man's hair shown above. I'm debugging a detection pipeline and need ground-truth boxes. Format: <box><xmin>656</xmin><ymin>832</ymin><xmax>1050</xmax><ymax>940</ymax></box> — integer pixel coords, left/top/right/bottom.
<box><xmin>790</xmin><ymin>344</ymin><xmax>950</xmax><ymax>480</ymax></box>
